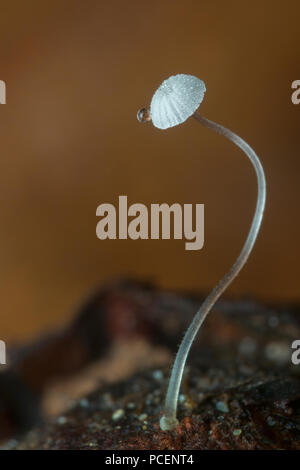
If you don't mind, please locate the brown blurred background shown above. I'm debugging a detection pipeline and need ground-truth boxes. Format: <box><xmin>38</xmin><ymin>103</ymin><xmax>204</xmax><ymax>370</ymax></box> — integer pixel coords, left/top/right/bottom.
<box><xmin>0</xmin><ymin>0</ymin><xmax>299</xmax><ymax>342</ymax></box>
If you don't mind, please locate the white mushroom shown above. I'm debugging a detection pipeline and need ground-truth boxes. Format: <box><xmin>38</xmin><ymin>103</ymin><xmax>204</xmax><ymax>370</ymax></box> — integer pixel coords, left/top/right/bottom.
<box><xmin>150</xmin><ymin>74</ymin><xmax>206</xmax><ymax>129</ymax></box>
<box><xmin>137</xmin><ymin>74</ymin><xmax>266</xmax><ymax>431</ymax></box>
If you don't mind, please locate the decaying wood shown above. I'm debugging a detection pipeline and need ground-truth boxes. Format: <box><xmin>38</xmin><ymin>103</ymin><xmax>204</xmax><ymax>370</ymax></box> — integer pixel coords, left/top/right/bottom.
<box><xmin>1</xmin><ymin>280</ymin><xmax>300</xmax><ymax>449</ymax></box>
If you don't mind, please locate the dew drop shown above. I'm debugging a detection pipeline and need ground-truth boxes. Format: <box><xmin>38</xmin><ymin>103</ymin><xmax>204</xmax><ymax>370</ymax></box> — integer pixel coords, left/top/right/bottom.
<box><xmin>137</xmin><ymin>107</ymin><xmax>151</xmax><ymax>123</ymax></box>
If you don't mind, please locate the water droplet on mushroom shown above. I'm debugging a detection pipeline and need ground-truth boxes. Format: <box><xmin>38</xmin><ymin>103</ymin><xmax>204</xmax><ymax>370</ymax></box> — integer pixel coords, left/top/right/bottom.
<box><xmin>137</xmin><ymin>107</ymin><xmax>151</xmax><ymax>123</ymax></box>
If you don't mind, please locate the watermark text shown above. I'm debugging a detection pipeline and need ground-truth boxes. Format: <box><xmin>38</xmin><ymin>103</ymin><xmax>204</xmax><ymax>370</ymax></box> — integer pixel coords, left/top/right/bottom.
<box><xmin>0</xmin><ymin>80</ymin><xmax>6</xmax><ymax>104</ymax></box>
<box><xmin>291</xmin><ymin>80</ymin><xmax>300</xmax><ymax>105</ymax></box>
<box><xmin>0</xmin><ymin>340</ymin><xmax>6</xmax><ymax>364</ymax></box>
<box><xmin>96</xmin><ymin>196</ymin><xmax>204</xmax><ymax>251</ymax></box>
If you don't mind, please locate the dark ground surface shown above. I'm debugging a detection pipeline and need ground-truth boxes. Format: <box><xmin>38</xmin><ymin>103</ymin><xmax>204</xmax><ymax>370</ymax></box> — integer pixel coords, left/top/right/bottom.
<box><xmin>1</xmin><ymin>280</ymin><xmax>300</xmax><ymax>449</ymax></box>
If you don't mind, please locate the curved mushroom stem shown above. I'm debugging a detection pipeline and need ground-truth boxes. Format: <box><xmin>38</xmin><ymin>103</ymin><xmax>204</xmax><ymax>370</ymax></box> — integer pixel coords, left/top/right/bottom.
<box><xmin>160</xmin><ymin>112</ymin><xmax>266</xmax><ymax>431</ymax></box>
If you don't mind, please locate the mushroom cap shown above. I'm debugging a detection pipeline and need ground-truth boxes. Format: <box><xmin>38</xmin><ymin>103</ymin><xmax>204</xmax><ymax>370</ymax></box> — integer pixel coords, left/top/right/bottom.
<box><xmin>150</xmin><ymin>74</ymin><xmax>206</xmax><ymax>130</ymax></box>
